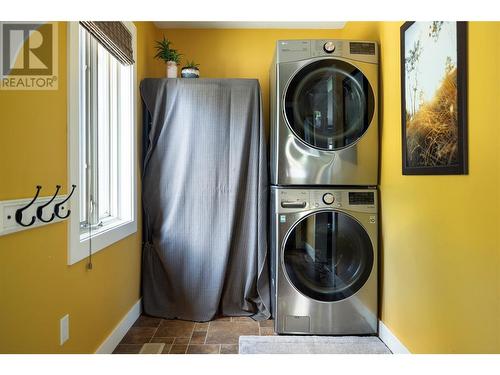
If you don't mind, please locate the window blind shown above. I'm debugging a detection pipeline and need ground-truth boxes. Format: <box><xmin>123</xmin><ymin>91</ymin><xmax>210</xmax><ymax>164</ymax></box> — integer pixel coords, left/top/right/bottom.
<box><xmin>79</xmin><ymin>21</ymin><xmax>134</xmax><ymax>65</ymax></box>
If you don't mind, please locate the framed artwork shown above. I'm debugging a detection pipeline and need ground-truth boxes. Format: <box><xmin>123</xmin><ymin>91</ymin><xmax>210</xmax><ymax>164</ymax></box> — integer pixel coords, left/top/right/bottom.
<box><xmin>401</xmin><ymin>21</ymin><xmax>468</xmax><ymax>175</ymax></box>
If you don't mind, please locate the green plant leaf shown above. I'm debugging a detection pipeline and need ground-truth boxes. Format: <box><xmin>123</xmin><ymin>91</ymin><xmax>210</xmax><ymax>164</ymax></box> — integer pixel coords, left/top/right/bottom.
<box><xmin>154</xmin><ymin>36</ymin><xmax>182</xmax><ymax>64</ymax></box>
<box><xmin>183</xmin><ymin>59</ymin><xmax>200</xmax><ymax>69</ymax></box>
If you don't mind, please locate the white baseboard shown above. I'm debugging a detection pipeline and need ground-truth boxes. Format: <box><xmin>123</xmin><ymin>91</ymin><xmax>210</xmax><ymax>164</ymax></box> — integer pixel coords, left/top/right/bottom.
<box><xmin>93</xmin><ymin>300</ymin><xmax>408</xmax><ymax>354</ymax></box>
<box><xmin>95</xmin><ymin>298</ymin><xmax>142</xmax><ymax>354</ymax></box>
<box><xmin>378</xmin><ymin>320</ymin><xmax>411</xmax><ymax>354</ymax></box>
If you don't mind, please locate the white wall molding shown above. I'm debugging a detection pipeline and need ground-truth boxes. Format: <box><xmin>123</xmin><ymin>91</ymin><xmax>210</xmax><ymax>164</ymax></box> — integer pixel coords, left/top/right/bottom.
<box><xmin>95</xmin><ymin>299</ymin><xmax>142</xmax><ymax>354</ymax></box>
<box><xmin>378</xmin><ymin>320</ymin><xmax>411</xmax><ymax>354</ymax></box>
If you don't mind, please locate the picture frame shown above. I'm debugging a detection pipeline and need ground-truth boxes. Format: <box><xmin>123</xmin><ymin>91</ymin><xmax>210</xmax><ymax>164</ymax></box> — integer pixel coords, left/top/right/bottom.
<box><xmin>400</xmin><ymin>21</ymin><xmax>468</xmax><ymax>175</ymax></box>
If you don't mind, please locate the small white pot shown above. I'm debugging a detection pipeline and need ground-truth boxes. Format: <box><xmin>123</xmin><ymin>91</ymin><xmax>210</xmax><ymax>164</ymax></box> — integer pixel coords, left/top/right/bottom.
<box><xmin>166</xmin><ymin>61</ymin><xmax>178</xmax><ymax>78</ymax></box>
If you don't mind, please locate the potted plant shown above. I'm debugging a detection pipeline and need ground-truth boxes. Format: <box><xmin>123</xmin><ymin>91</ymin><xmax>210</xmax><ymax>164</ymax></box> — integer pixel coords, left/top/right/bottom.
<box><xmin>181</xmin><ymin>60</ymin><xmax>200</xmax><ymax>78</ymax></box>
<box><xmin>154</xmin><ymin>36</ymin><xmax>182</xmax><ymax>78</ymax></box>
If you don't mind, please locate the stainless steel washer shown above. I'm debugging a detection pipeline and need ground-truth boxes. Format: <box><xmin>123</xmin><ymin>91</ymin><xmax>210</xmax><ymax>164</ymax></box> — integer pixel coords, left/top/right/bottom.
<box><xmin>270</xmin><ymin>39</ymin><xmax>379</xmax><ymax>186</ymax></box>
<box><xmin>270</xmin><ymin>186</ymin><xmax>378</xmax><ymax>335</ymax></box>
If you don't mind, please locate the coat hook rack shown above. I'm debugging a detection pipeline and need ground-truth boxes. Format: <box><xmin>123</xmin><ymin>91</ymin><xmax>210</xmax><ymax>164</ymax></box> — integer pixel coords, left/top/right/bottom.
<box><xmin>1</xmin><ymin>183</ymin><xmax>77</xmax><ymax>237</ymax></box>
<box><xmin>54</xmin><ymin>184</ymin><xmax>77</xmax><ymax>219</ymax></box>
<box><xmin>15</xmin><ymin>185</ymin><xmax>42</xmax><ymax>227</ymax></box>
<box><xmin>36</xmin><ymin>185</ymin><xmax>61</xmax><ymax>223</ymax></box>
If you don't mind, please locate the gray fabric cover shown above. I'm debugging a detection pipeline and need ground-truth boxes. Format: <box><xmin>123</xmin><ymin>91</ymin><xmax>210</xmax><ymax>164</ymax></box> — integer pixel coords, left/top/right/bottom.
<box><xmin>239</xmin><ymin>336</ymin><xmax>392</xmax><ymax>354</ymax></box>
<box><xmin>140</xmin><ymin>78</ymin><xmax>270</xmax><ymax>322</ymax></box>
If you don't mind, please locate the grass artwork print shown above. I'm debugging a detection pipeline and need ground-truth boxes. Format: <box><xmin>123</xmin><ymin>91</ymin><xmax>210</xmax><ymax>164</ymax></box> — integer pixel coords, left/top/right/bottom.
<box><xmin>400</xmin><ymin>21</ymin><xmax>468</xmax><ymax>175</ymax></box>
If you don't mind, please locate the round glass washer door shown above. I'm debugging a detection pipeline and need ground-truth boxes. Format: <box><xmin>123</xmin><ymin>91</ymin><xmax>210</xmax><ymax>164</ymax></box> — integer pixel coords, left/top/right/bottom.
<box><xmin>284</xmin><ymin>59</ymin><xmax>375</xmax><ymax>151</ymax></box>
<box><xmin>283</xmin><ymin>211</ymin><xmax>373</xmax><ymax>302</ymax></box>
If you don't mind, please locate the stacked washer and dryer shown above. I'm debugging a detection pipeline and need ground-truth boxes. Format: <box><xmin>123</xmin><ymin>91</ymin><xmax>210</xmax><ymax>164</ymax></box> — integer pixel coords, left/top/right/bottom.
<box><xmin>269</xmin><ymin>39</ymin><xmax>379</xmax><ymax>335</ymax></box>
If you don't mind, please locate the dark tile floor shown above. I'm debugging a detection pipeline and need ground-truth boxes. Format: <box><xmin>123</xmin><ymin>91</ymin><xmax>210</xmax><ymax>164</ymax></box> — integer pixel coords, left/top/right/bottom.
<box><xmin>113</xmin><ymin>315</ymin><xmax>275</xmax><ymax>354</ymax></box>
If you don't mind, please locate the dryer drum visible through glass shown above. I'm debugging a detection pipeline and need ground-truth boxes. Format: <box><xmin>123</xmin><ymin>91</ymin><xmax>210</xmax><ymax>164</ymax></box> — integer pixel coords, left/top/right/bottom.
<box><xmin>282</xmin><ymin>210</ymin><xmax>373</xmax><ymax>302</ymax></box>
<box><xmin>284</xmin><ymin>59</ymin><xmax>375</xmax><ymax>151</ymax></box>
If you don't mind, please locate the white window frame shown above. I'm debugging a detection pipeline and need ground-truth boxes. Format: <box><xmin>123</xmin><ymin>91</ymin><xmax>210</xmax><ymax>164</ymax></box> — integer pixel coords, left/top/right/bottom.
<box><xmin>67</xmin><ymin>22</ymin><xmax>137</xmax><ymax>266</ymax></box>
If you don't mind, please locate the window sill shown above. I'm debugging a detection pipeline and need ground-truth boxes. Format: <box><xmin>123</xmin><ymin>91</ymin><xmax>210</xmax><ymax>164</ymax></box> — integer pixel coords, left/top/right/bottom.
<box><xmin>68</xmin><ymin>218</ymin><xmax>137</xmax><ymax>265</ymax></box>
<box><xmin>80</xmin><ymin>216</ymin><xmax>124</xmax><ymax>241</ymax></box>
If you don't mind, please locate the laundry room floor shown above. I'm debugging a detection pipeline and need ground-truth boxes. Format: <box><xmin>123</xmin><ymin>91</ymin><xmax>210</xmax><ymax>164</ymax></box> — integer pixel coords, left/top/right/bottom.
<box><xmin>113</xmin><ymin>315</ymin><xmax>275</xmax><ymax>354</ymax></box>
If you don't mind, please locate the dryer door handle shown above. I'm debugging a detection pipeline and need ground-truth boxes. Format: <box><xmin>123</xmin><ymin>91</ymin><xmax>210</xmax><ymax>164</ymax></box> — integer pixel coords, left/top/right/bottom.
<box><xmin>281</xmin><ymin>201</ymin><xmax>307</xmax><ymax>209</ymax></box>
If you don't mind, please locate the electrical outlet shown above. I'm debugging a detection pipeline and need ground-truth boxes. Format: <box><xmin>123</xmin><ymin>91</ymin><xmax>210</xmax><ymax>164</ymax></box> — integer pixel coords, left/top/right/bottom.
<box><xmin>60</xmin><ymin>314</ymin><xmax>69</xmax><ymax>345</ymax></box>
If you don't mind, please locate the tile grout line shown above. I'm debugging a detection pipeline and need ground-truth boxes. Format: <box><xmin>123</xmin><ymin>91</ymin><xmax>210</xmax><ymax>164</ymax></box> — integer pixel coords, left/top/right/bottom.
<box><xmin>188</xmin><ymin>327</ymin><xmax>193</xmax><ymax>345</ymax></box>
<box><xmin>207</xmin><ymin>320</ymin><xmax>211</xmax><ymax>345</ymax></box>
<box><xmin>149</xmin><ymin>320</ymin><xmax>162</xmax><ymax>343</ymax></box>
<box><xmin>185</xmin><ymin>324</ymin><xmax>195</xmax><ymax>352</ymax></box>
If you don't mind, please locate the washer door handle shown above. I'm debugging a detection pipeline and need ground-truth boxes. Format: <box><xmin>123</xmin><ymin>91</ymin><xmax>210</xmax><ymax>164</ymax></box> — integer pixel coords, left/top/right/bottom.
<box><xmin>281</xmin><ymin>201</ymin><xmax>307</xmax><ymax>208</ymax></box>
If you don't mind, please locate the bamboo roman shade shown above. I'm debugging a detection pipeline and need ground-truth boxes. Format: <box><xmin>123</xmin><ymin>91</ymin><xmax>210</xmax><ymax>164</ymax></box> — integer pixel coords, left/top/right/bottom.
<box><xmin>79</xmin><ymin>21</ymin><xmax>134</xmax><ymax>65</ymax></box>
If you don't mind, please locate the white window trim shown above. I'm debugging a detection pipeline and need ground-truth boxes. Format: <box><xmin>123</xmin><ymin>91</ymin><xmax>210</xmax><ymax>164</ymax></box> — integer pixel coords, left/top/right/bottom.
<box><xmin>67</xmin><ymin>21</ymin><xmax>137</xmax><ymax>266</ymax></box>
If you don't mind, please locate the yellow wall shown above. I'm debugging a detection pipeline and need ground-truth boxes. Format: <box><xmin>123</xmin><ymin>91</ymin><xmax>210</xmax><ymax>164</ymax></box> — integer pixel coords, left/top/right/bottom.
<box><xmin>155</xmin><ymin>22</ymin><xmax>380</xmax><ymax>134</ymax></box>
<box><xmin>379</xmin><ymin>22</ymin><xmax>500</xmax><ymax>353</ymax></box>
<box><xmin>0</xmin><ymin>21</ymin><xmax>162</xmax><ymax>353</ymax></box>
<box><xmin>2</xmin><ymin>20</ymin><xmax>498</xmax><ymax>354</ymax></box>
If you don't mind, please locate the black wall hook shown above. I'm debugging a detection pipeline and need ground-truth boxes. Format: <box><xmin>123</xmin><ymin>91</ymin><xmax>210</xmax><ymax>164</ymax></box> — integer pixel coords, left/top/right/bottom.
<box><xmin>15</xmin><ymin>185</ymin><xmax>42</xmax><ymax>227</ymax></box>
<box><xmin>54</xmin><ymin>184</ymin><xmax>76</xmax><ymax>219</ymax></box>
<box><xmin>36</xmin><ymin>185</ymin><xmax>61</xmax><ymax>223</ymax></box>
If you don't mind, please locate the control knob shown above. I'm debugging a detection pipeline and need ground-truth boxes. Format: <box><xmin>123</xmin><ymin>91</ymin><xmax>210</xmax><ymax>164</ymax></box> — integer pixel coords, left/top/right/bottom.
<box><xmin>322</xmin><ymin>193</ymin><xmax>335</xmax><ymax>205</ymax></box>
<box><xmin>323</xmin><ymin>41</ymin><xmax>335</xmax><ymax>53</ymax></box>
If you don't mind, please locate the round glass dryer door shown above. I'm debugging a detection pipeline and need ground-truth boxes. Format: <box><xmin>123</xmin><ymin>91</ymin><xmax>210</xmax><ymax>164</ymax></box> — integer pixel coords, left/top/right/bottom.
<box><xmin>284</xmin><ymin>59</ymin><xmax>375</xmax><ymax>151</ymax></box>
<box><xmin>283</xmin><ymin>211</ymin><xmax>373</xmax><ymax>302</ymax></box>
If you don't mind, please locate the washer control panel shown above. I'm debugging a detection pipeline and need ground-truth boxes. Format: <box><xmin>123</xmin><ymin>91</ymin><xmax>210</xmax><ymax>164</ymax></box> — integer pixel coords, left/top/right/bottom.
<box><xmin>276</xmin><ymin>188</ymin><xmax>376</xmax><ymax>214</ymax></box>
<box><xmin>310</xmin><ymin>190</ymin><xmax>343</xmax><ymax>209</ymax></box>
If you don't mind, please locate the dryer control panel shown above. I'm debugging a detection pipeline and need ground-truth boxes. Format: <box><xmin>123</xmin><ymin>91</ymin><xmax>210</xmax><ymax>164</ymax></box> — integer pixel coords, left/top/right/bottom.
<box><xmin>275</xmin><ymin>39</ymin><xmax>378</xmax><ymax>64</ymax></box>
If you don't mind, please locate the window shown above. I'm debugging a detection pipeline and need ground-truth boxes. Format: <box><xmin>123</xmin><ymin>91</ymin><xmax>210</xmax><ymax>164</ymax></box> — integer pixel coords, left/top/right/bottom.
<box><xmin>68</xmin><ymin>22</ymin><xmax>137</xmax><ymax>265</ymax></box>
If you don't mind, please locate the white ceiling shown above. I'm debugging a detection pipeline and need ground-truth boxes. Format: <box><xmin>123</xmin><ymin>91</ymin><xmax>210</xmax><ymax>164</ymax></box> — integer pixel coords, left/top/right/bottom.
<box><xmin>153</xmin><ymin>22</ymin><xmax>346</xmax><ymax>29</ymax></box>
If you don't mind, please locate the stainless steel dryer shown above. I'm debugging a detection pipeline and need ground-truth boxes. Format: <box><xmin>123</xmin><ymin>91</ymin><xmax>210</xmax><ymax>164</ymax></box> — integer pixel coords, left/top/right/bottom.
<box><xmin>270</xmin><ymin>39</ymin><xmax>379</xmax><ymax>186</ymax></box>
<box><xmin>270</xmin><ymin>186</ymin><xmax>378</xmax><ymax>335</ymax></box>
